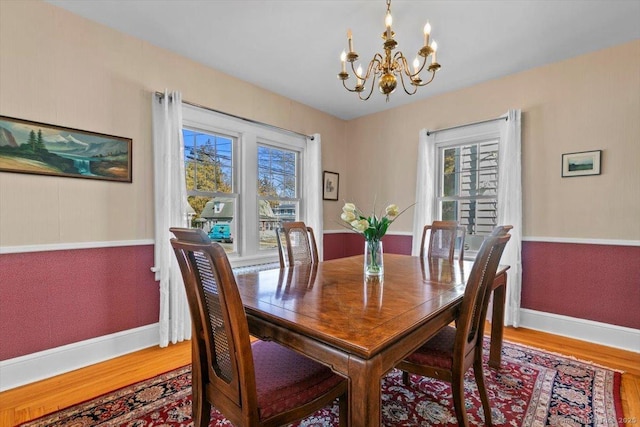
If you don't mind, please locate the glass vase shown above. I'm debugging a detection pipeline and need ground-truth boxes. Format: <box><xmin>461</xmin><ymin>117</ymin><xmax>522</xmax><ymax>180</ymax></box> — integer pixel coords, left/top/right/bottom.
<box><xmin>364</xmin><ymin>240</ymin><xmax>384</xmax><ymax>277</ymax></box>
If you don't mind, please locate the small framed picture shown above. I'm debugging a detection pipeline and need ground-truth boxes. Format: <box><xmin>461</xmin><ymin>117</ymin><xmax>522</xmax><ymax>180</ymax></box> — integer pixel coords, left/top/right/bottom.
<box><xmin>323</xmin><ymin>171</ymin><xmax>339</xmax><ymax>201</ymax></box>
<box><xmin>562</xmin><ymin>150</ymin><xmax>602</xmax><ymax>177</ymax></box>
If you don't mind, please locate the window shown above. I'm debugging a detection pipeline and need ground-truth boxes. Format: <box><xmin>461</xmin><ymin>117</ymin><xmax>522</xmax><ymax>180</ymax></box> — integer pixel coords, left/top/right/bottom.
<box><xmin>416</xmin><ymin>111</ymin><xmax>520</xmax><ymax>324</ymax></box>
<box><xmin>182</xmin><ymin>104</ymin><xmax>306</xmax><ymax>265</ymax></box>
<box><xmin>183</xmin><ymin>127</ymin><xmax>237</xmax><ymax>252</ymax></box>
<box><xmin>433</xmin><ymin>123</ymin><xmax>501</xmax><ymax>255</ymax></box>
<box><xmin>257</xmin><ymin>145</ymin><xmax>299</xmax><ymax>250</ymax></box>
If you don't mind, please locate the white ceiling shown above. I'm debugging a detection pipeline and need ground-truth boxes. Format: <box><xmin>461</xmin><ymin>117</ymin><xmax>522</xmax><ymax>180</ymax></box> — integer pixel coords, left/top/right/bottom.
<box><xmin>45</xmin><ymin>0</ymin><xmax>639</xmax><ymax>121</ymax></box>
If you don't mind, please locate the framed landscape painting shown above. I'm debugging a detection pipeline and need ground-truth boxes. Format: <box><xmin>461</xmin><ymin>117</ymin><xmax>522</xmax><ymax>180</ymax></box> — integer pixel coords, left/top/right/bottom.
<box><xmin>561</xmin><ymin>150</ymin><xmax>601</xmax><ymax>177</ymax></box>
<box><xmin>0</xmin><ymin>115</ymin><xmax>132</xmax><ymax>182</ymax></box>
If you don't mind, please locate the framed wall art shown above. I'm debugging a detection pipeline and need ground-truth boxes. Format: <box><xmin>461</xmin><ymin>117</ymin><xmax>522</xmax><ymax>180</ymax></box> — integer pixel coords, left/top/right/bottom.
<box><xmin>323</xmin><ymin>171</ymin><xmax>339</xmax><ymax>201</ymax></box>
<box><xmin>0</xmin><ymin>115</ymin><xmax>132</xmax><ymax>183</ymax></box>
<box><xmin>561</xmin><ymin>150</ymin><xmax>601</xmax><ymax>177</ymax></box>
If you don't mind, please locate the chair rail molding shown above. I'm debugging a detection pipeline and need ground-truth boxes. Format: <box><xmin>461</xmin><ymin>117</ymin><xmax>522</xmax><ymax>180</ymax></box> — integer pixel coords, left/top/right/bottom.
<box><xmin>522</xmin><ymin>236</ymin><xmax>640</xmax><ymax>246</ymax></box>
<box><xmin>0</xmin><ymin>239</ymin><xmax>156</xmax><ymax>254</ymax></box>
<box><xmin>324</xmin><ymin>230</ymin><xmax>640</xmax><ymax>246</ymax></box>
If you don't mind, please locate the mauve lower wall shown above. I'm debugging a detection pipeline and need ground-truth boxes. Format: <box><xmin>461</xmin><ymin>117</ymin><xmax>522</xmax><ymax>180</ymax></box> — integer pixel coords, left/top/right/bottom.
<box><xmin>1</xmin><ymin>236</ymin><xmax>637</xmax><ymax>361</ymax></box>
<box><xmin>521</xmin><ymin>241</ymin><xmax>640</xmax><ymax>329</ymax></box>
<box><xmin>324</xmin><ymin>233</ymin><xmax>413</xmax><ymax>260</ymax></box>
<box><xmin>0</xmin><ymin>245</ymin><xmax>158</xmax><ymax>360</ymax></box>
<box><xmin>324</xmin><ymin>233</ymin><xmax>640</xmax><ymax>330</ymax></box>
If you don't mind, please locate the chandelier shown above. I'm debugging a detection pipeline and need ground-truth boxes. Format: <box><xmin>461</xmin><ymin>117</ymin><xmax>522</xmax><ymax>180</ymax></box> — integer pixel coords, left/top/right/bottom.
<box><xmin>337</xmin><ymin>0</ymin><xmax>441</xmax><ymax>101</ymax></box>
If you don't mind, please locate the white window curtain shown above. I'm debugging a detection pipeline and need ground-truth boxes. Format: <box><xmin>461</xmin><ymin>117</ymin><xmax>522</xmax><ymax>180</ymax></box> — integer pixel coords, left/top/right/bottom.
<box><xmin>411</xmin><ymin>129</ymin><xmax>436</xmax><ymax>256</ymax></box>
<box><xmin>497</xmin><ymin>109</ymin><xmax>522</xmax><ymax>327</ymax></box>
<box><xmin>151</xmin><ymin>90</ymin><xmax>192</xmax><ymax>346</ymax></box>
<box><xmin>411</xmin><ymin>110</ymin><xmax>522</xmax><ymax>326</ymax></box>
<box><xmin>304</xmin><ymin>133</ymin><xmax>324</xmax><ymax>260</ymax></box>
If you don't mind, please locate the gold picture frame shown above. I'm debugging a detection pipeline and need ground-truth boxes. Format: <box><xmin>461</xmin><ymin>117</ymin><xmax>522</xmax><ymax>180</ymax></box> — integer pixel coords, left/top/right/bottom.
<box><xmin>0</xmin><ymin>115</ymin><xmax>132</xmax><ymax>183</ymax></box>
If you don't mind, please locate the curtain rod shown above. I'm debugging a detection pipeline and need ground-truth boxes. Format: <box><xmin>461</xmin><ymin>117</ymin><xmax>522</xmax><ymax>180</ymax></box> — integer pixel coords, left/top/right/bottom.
<box><xmin>154</xmin><ymin>91</ymin><xmax>314</xmax><ymax>140</ymax></box>
<box><xmin>426</xmin><ymin>116</ymin><xmax>508</xmax><ymax>136</ymax></box>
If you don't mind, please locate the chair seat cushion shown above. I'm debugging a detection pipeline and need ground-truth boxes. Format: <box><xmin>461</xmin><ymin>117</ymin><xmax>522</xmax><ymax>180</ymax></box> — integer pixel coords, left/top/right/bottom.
<box><xmin>403</xmin><ymin>325</ymin><xmax>456</xmax><ymax>370</ymax></box>
<box><xmin>253</xmin><ymin>340</ymin><xmax>344</xmax><ymax>420</ymax></box>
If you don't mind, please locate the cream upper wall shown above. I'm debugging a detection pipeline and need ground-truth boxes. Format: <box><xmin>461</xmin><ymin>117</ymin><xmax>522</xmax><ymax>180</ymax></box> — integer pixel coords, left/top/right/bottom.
<box><xmin>0</xmin><ymin>0</ymin><xmax>346</xmax><ymax>247</ymax></box>
<box><xmin>1</xmin><ymin>1</ymin><xmax>638</xmax><ymax>247</ymax></box>
<box><xmin>344</xmin><ymin>40</ymin><xmax>640</xmax><ymax>240</ymax></box>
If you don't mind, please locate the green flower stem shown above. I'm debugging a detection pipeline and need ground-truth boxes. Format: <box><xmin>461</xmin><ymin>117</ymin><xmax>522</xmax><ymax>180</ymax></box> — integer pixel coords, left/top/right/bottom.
<box><xmin>367</xmin><ymin>239</ymin><xmax>381</xmax><ymax>273</ymax></box>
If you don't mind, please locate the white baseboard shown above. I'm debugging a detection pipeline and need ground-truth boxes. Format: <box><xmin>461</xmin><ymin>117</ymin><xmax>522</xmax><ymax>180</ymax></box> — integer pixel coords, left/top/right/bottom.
<box><xmin>519</xmin><ymin>309</ymin><xmax>640</xmax><ymax>353</ymax></box>
<box><xmin>2</xmin><ymin>311</ymin><xmax>637</xmax><ymax>392</ymax></box>
<box><xmin>0</xmin><ymin>323</ymin><xmax>160</xmax><ymax>392</ymax></box>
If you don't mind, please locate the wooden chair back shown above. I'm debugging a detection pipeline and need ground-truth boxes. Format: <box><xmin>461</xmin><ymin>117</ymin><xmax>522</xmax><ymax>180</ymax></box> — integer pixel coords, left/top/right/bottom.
<box><xmin>399</xmin><ymin>229</ymin><xmax>511</xmax><ymax>426</ymax></box>
<box><xmin>491</xmin><ymin>224</ymin><xmax>513</xmax><ymax>236</ymax></box>
<box><xmin>276</xmin><ymin>221</ymin><xmax>319</xmax><ymax>267</ymax></box>
<box><xmin>170</xmin><ymin>227</ymin><xmax>259</xmax><ymax>425</ymax></box>
<box><xmin>455</xmin><ymin>231</ymin><xmax>511</xmax><ymax>367</ymax></box>
<box><xmin>420</xmin><ymin>220</ymin><xmax>465</xmax><ymax>261</ymax></box>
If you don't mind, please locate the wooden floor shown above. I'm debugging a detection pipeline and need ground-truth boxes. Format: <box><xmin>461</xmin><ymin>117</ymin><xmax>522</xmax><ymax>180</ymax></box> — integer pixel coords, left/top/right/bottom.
<box><xmin>1</xmin><ymin>326</ymin><xmax>638</xmax><ymax>426</ymax></box>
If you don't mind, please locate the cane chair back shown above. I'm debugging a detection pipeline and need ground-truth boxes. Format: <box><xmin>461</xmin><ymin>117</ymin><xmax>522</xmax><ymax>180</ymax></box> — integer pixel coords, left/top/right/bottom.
<box><xmin>170</xmin><ymin>227</ymin><xmax>347</xmax><ymax>427</ymax></box>
<box><xmin>276</xmin><ymin>221</ymin><xmax>319</xmax><ymax>268</ymax></box>
<box><xmin>398</xmin><ymin>231</ymin><xmax>511</xmax><ymax>427</ymax></box>
<box><xmin>420</xmin><ymin>220</ymin><xmax>465</xmax><ymax>261</ymax></box>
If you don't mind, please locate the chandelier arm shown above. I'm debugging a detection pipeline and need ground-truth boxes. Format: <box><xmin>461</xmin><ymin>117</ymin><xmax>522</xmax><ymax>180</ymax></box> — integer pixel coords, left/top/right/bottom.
<box><xmin>392</xmin><ymin>51</ymin><xmax>408</xmax><ymax>73</ymax></box>
<box><xmin>341</xmin><ymin>79</ymin><xmax>363</xmax><ymax>93</ymax></box>
<box><xmin>350</xmin><ymin>54</ymin><xmax>384</xmax><ymax>82</ymax></box>
<box><xmin>348</xmin><ymin>60</ymin><xmax>362</xmax><ymax>80</ymax></box>
<box><xmin>413</xmin><ymin>69</ymin><xmax>437</xmax><ymax>87</ymax></box>
<box><xmin>395</xmin><ymin>51</ymin><xmax>431</xmax><ymax>80</ymax></box>
<box><xmin>369</xmin><ymin>54</ymin><xmax>385</xmax><ymax>78</ymax></box>
<box><xmin>358</xmin><ymin>73</ymin><xmax>378</xmax><ymax>101</ymax></box>
<box><xmin>410</xmin><ymin>55</ymin><xmax>429</xmax><ymax>79</ymax></box>
<box><xmin>398</xmin><ymin>70</ymin><xmax>419</xmax><ymax>95</ymax></box>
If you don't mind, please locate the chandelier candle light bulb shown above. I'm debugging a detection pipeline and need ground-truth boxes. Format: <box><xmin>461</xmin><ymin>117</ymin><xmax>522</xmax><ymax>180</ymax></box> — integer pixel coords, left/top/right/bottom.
<box><xmin>424</xmin><ymin>22</ymin><xmax>431</xmax><ymax>46</ymax></box>
<box><xmin>337</xmin><ymin>0</ymin><xmax>441</xmax><ymax>101</ymax></box>
<box><xmin>385</xmin><ymin>11</ymin><xmax>392</xmax><ymax>39</ymax></box>
<box><xmin>431</xmin><ymin>41</ymin><xmax>438</xmax><ymax>64</ymax></box>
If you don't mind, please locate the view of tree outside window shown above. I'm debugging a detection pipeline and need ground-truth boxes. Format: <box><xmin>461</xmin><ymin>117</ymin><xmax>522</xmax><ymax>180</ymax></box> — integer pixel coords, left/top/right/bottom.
<box><xmin>183</xmin><ymin>128</ymin><xmax>236</xmax><ymax>253</ymax></box>
<box><xmin>181</xmin><ymin>103</ymin><xmax>306</xmax><ymax>263</ymax></box>
<box><xmin>438</xmin><ymin>139</ymin><xmax>499</xmax><ymax>252</ymax></box>
<box><xmin>257</xmin><ymin>145</ymin><xmax>299</xmax><ymax>250</ymax></box>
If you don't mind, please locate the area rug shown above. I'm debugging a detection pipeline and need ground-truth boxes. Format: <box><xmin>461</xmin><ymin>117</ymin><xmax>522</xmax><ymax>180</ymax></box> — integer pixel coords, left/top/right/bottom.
<box><xmin>21</xmin><ymin>339</ymin><xmax>624</xmax><ymax>426</ymax></box>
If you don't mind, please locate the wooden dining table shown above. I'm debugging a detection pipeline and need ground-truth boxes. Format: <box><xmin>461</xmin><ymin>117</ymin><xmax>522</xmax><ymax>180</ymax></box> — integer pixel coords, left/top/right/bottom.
<box><xmin>234</xmin><ymin>254</ymin><xmax>509</xmax><ymax>427</ymax></box>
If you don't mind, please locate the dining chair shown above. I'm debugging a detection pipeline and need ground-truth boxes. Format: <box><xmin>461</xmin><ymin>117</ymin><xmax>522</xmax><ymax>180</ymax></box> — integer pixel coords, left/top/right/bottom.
<box><xmin>491</xmin><ymin>224</ymin><xmax>513</xmax><ymax>236</ymax></box>
<box><xmin>276</xmin><ymin>221</ymin><xmax>319</xmax><ymax>268</ymax></box>
<box><xmin>397</xmin><ymin>231</ymin><xmax>511</xmax><ymax>427</ymax></box>
<box><xmin>419</xmin><ymin>220</ymin><xmax>465</xmax><ymax>261</ymax></box>
<box><xmin>169</xmin><ymin>227</ymin><xmax>347</xmax><ymax>427</ymax></box>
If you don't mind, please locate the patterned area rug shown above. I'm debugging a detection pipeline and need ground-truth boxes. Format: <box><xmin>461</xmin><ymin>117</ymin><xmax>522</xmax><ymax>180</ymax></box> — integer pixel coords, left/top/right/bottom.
<box><xmin>21</xmin><ymin>340</ymin><xmax>624</xmax><ymax>426</ymax></box>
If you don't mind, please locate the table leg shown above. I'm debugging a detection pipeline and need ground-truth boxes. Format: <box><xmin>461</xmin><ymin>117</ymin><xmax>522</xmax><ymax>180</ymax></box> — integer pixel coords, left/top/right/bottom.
<box><xmin>347</xmin><ymin>356</ymin><xmax>382</xmax><ymax>427</ymax></box>
<box><xmin>489</xmin><ymin>272</ymin><xmax>507</xmax><ymax>369</ymax></box>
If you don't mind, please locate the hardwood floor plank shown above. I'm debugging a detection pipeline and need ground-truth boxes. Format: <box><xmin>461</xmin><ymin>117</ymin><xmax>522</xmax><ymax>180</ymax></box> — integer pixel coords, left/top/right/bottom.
<box><xmin>0</xmin><ymin>341</ymin><xmax>191</xmax><ymax>426</ymax></box>
<box><xmin>1</xmin><ymin>329</ymin><xmax>638</xmax><ymax>426</ymax></box>
<box><xmin>622</xmin><ymin>375</ymin><xmax>640</xmax><ymax>427</ymax></box>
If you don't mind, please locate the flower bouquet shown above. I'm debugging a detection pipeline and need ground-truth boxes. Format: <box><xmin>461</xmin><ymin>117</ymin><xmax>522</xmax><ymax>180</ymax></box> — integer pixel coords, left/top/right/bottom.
<box><xmin>340</xmin><ymin>201</ymin><xmax>412</xmax><ymax>277</ymax></box>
